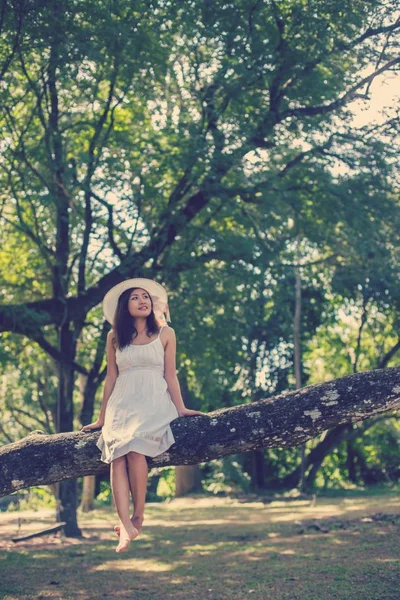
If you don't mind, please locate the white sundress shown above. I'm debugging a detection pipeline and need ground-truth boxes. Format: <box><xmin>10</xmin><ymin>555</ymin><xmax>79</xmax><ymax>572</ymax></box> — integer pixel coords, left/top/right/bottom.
<box><xmin>96</xmin><ymin>325</ymin><xmax>179</xmax><ymax>463</ymax></box>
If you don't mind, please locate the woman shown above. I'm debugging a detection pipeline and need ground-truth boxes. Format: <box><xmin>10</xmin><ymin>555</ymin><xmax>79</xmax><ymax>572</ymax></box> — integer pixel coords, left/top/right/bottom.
<box><xmin>81</xmin><ymin>277</ymin><xmax>205</xmax><ymax>553</ymax></box>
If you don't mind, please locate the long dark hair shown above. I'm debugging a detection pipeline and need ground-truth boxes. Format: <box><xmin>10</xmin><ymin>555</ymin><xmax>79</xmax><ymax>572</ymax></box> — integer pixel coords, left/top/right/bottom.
<box><xmin>112</xmin><ymin>287</ymin><xmax>161</xmax><ymax>350</ymax></box>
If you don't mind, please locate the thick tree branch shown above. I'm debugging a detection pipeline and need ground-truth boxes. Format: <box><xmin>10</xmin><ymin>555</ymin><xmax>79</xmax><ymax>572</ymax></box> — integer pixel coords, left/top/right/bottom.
<box><xmin>1</xmin><ymin>365</ymin><xmax>399</xmax><ymax>497</ymax></box>
<box><xmin>378</xmin><ymin>339</ymin><xmax>400</xmax><ymax>369</ymax></box>
<box><xmin>281</xmin><ymin>56</ymin><xmax>400</xmax><ymax>120</ymax></box>
<box><xmin>0</xmin><ymin>186</ymin><xmax>212</xmax><ymax>335</ymax></box>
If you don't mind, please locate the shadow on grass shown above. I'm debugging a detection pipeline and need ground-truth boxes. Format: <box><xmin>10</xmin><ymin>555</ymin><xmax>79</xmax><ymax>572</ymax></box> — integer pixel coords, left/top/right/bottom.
<box><xmin>1</xmin><ymin>489</ymin><xmax>399</xmax><ymax>600</ymax></box>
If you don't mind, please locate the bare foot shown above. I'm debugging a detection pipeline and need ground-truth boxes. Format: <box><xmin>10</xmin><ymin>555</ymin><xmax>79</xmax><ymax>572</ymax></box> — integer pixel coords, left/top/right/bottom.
<box><xmin>115</xmin><ymin>523</ymin><xmax>139</xmax><ymax>553</ymax></box>
<box><xmin>114</xmin><ymin>516</ymin><xmax>144</xmax><ymax>538</ymax></box>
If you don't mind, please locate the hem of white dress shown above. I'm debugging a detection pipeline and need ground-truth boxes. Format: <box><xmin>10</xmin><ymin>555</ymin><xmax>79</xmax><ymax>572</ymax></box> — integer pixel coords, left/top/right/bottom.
<box><xmin>96</xmin><ymin>428</ymin><xmax>176</xmax><ymax>464</ymax></box>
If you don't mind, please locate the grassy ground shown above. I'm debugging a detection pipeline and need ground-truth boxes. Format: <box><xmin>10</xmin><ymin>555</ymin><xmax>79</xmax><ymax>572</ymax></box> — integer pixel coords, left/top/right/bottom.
<box><xmin>0</xmin><ymin>487</ymin><xmax>399</xmax><ymax>600</ymax></box>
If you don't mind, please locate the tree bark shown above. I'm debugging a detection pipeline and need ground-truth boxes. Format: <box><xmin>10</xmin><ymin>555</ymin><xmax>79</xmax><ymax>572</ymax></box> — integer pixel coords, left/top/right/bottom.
<box><xmin>1</xmin><ymin>365</ymin><xmax>399</xmax><ymax>497</ymax></box>
<box><xmin>346</xmin><ymin>427</ymin><xmax>358</xmax><ymax>483</ymax></box>
<box><xmin>175</xmin><ymin>465</ymin><xmax>203</xmax><ymax>497</ymax></box>
<box><xmin>293</xmin><ymin>231</ymin><xmax>307</xmax><ymax>492</ymax></box>
<box><xmin>249</xmin><ymin>449</ymin><xmax>266</xmax><ymax>489</ymax></box>
<box><xmin>80</xmin><ymin>475</ymin><xmax>96</xmax><ymax>512</ymax></box>
<box><xmin>57</xmin><ymin>323</ymin><xmax>82</xmax><ymax>536</ymax></box>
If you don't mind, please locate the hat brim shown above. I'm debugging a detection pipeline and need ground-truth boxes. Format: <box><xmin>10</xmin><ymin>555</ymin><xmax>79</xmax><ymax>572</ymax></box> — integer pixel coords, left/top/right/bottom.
<box><xmin>102</xmin><ymin>278</ymin><xmax>169</xmax><ymax>325</ymax></box>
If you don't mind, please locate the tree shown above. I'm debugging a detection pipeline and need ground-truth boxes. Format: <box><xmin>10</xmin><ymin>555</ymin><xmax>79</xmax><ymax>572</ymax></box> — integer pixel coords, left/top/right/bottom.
<box><xmin>1</xmin><ymin>0</ymin><xmax>400</xmax><ymax>534</ymax></box>
<box><xmin>1</xmin><ymin>364</ymin><xmax>399</xmax><ymax>497</ymax></box>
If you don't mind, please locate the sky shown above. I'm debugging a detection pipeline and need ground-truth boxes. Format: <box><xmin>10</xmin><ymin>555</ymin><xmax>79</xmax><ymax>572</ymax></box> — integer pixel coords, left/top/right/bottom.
<box><xmin>350</xmin><ymin>70</ymin><xmax>400</xmax><ymax>128</ymax></box>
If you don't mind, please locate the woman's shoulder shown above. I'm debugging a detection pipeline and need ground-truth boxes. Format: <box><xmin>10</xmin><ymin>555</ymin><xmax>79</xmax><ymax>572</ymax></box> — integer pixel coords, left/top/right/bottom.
<box><xmin>160</xmin><ymin>324</ymin><xmax>175</xmax><ymax>338</ymax></box>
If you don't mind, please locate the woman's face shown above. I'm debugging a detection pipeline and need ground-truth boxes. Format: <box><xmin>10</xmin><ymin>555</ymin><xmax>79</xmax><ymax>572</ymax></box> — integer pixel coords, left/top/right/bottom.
<box><xmin>128</xmin><ymin>288</ymin><xmax>152</xmax><ymax>319</ymax></box>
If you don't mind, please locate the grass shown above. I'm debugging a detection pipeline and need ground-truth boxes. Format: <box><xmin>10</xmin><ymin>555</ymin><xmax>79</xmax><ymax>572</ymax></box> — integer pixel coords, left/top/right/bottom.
<box><xmin>0</xmin><ymin>486</ymin><xmax>399</xmax><ymax>600</ymax></box>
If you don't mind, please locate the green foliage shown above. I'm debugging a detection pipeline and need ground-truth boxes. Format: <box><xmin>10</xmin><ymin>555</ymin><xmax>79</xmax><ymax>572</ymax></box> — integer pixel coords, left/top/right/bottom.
<box><xmin>5</xmin><ymin>487</ymin><xmax>55</xmax><ymax>512</ymax></box>
<box><xmin>94</xmin><ymin>480</ymin><xmax>113</xmax><ymax>507</ymax></box>
<box><xmin>156</xmin><ymin>467</ymin><xmax>176</xmax><ymax>498</ymax></box>
<box><xmin>361</xmin><ymin>419</ymin><xmax>400</xmax><ymax>481</ymax></box>
<box><xmin>318</xmin><ymin>444</ymin><xmax>351</xmax><ymax>489</ymax></box>
<box><xmin>202</xmin><ymin>456</ymin><xmax>252</xmax><ymax>494</ymax></box>
<box><xmin>0</xmin><ymin>0</ymin><xmax>399</xmax><ymax>493</ymax></box>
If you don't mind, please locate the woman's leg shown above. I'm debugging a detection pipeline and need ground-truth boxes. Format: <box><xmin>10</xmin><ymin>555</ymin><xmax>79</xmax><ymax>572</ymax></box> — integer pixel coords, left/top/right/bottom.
<box><xmin>110</xmin><ymin>455</ymin><xmax>139</xmax><ymax>552</ymax></box>
<box><xmin>114</xmin><ymin>451</ymin><xmax>148</xmax><ymax>536</ymax></box>
<box><xmin>127</xmin><ymin>451</ymin><xmax>148</xmax><ymax>529</ymax></box>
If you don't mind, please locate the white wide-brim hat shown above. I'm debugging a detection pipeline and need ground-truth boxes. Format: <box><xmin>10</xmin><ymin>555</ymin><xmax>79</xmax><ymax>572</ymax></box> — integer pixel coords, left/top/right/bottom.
<box><xmin>102</xmin><ymin>278</ymin><xmax>171</xmax><ymax>325</ymax></box>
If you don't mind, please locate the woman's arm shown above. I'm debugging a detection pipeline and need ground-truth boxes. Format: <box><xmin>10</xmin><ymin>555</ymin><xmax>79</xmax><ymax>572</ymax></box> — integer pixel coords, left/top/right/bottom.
<box><xmin>98</xmin><ymin>330</ymin><xmax>119</xmax><ymax>422</ymax></box>
<box><xmin>81</xmin><ymin>330</ymin><xmax>118</xmax><ymax>431</ymax></box>
<box><xmin>163</xmin><ymin>327</ymin><xmax>206</xmax><ymax>417</ymax></box>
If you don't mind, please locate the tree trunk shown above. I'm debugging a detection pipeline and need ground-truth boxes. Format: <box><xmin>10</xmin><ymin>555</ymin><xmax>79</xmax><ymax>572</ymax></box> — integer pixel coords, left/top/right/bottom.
<box><xmin>294</xmin><ymin>232</ymin><xmax>307</xmax><ymax>492</ymax></box>
<box><xmin>249</xmin><ymin>449</ymin><xmax>266</xmax><ymax>490</ymax></box>
<box><xmin>56</xmin><ymin>324</ymin><xmax>81</xmax><ymax>537</ymax></box>
<box><xmin>175</xmin><ymin>465</ymin><xmax>203</xmax><ymax>496</ymax></box>
<box><xmin>346</xmin><ymin>426</ymin><xmax>358</xmax><ymax>483</ymax></box>
<box><xmin>80</xmin><ymin>475</ymin><xmax>96</xmax><ymax>512</ymax></box>
<box><xmin>247</xmin><ymin>306</ymin><xmax>267</xmax><ymax>490</ymax></box>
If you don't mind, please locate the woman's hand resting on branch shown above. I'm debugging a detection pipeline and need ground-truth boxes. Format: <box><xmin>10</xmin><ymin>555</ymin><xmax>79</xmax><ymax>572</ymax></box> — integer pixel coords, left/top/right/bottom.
<box><xmin>80</xmin><ymin>419</ymin><xmax>104</xmax><ymax>432</ymax></box>
<box><xmin>79</xmin><ymin>409</ymin><xmax>207</xmax><ymax>431</ymax></box>
<box><xmin>178</xmin><ymin>408</ymin><xmax>208</xmax><ymax>417</ymax></box>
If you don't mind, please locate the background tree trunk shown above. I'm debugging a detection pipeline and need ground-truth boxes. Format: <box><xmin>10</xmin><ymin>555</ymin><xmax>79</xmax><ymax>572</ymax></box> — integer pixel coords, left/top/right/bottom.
<box><xmin>56</xmin><ymin>324</ymin><xmax>81</xmax><ymax>536</ymax></box>
<box><xmin>294</xmin><ymin>230</ymin><xmax>308</xmax><ymax>492</ymax></box>
<box><xmin>175</xmin><ymin>465</ymin><xmax>203</xmax><ymax>497</ymax></box>
<box><xmin>80</xmin><ymin>475</ymin><xmax>96</xmax><ymax>512</ymax></box>
<box><xmin>346</xmin><ymin>429</ymin><xmax>359</xmax><ymax>483</ymax></box>
<box><xmin>249</xmin><ymin>449</ymin><xmax>266</xmax><ymax>490</ymax></box>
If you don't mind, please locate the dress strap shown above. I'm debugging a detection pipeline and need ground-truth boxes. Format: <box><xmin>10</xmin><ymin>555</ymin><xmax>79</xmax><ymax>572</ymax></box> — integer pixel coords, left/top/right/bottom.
<box><xmin>158</xmin><ymin>325</ymin><xmax>165</xmax><ymax>339</ymax></box>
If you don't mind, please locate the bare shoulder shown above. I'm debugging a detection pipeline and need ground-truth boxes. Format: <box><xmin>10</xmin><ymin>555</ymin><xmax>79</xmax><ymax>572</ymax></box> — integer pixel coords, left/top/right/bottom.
<box><xmin>162</xmin><ymin>324</ymin><xmax>175</xmax><ymax>335</ymax></box>
<box><xmin>161</xmin><ymin>325</ymin><xmax>175</xmax><ymax>344</ymax></box>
